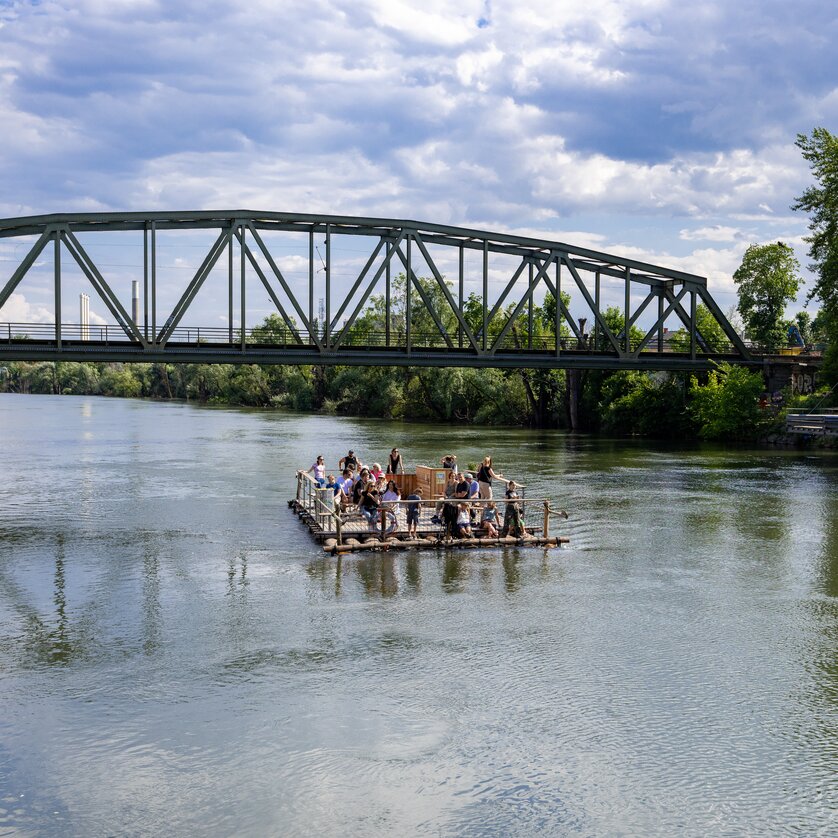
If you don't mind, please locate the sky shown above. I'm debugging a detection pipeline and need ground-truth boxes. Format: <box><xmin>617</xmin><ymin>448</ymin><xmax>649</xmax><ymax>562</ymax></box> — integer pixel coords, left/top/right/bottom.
<box><xmin>1</xmin><ymin>0</ymin><xmax>836</xmax><ymax>330</ymax></box>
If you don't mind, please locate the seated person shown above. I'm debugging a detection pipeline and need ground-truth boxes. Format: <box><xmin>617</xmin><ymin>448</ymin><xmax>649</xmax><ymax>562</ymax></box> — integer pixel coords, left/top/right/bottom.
<box><xmin>325</xmin><ymin>473</ymin><xmax>338</xmax><ymax>495</ymax></box>
<box><xmin>382</xmin><ymin>480</ymin><xmax>400</xmax><ymax>512</ymax></box>
<box><xmin>456</xmin><ymin>502</ymin><xmax>472</xmax><ymax>537</ymax></box>
<box><xmin>480</xmin><ymin>501</ymin><xmax>500</xmax><ymax>538</ymax></box>
<box><xmin>359</xmin><ymin>482</ymin><xmax>381</xmax><ymax>528</ymax></box>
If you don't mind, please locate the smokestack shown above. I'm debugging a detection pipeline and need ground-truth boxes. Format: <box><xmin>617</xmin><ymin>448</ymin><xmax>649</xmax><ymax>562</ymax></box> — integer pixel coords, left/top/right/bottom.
<box><xmin>132</xmin><ymin>280</ymin><xmax>140</xmax><ymax>326</ymax></box>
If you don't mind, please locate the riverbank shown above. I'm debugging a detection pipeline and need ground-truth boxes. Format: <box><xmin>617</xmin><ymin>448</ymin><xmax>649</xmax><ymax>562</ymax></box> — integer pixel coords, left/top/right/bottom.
<box><xmin>1</xmin><ymin>357</ymin><xmax>835</xmax><ymax>443</ymax></box>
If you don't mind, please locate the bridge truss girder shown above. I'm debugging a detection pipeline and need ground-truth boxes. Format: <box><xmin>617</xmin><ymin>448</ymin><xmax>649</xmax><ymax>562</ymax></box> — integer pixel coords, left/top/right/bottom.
<box><xmin>0</xmin><ymin>211</ymin><xmax>752</xmax><ymax>370</ymax></box>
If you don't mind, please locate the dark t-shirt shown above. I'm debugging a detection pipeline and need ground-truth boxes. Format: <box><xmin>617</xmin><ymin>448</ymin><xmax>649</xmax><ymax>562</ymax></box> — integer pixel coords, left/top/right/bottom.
<box><xmin>455</xmin><ymin>479</ymin><xmax>470</xmax><ymax>498</ymax></box>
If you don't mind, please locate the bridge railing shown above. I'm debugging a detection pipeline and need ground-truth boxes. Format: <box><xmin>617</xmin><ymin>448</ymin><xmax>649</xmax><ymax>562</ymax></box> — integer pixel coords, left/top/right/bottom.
<box><xmin>0</xmin><ymin>320</ymin><xmax>825</xmax><ymax>360</ymax></box>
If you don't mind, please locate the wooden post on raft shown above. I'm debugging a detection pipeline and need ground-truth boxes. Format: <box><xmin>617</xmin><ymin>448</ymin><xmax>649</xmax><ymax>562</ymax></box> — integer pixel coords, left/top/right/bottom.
<box><xmin>335</xmin><ymin>508</ymin><xmax>343</xmax><ymax>546</ymax></box>
<box><xmin>380</xmin><ymin>504</ymin><xmax>387</xmax><ymax>541</ymax></box>
<box><xmin>543</xmin><ymin>500</ymin><xmax>549</xmax><ymax>539</ymax></box>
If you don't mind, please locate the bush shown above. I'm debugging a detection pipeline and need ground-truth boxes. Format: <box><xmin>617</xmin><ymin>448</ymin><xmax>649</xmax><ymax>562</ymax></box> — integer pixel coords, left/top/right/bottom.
<box><xmin>689</xmin><ymin>362</ymin><xmax>767</xmax><ymax>441</ymax></box>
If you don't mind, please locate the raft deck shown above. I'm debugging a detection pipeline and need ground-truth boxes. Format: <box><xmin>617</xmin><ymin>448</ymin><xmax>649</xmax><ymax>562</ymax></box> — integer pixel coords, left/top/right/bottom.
<box><xmin>290</xmin><ymin>469</ymin><xmax>569</xmax><ymax>554</ymax></box>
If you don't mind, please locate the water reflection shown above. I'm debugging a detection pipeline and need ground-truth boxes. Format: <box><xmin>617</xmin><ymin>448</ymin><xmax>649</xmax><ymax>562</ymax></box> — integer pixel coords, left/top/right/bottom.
<box><xmin>142</xmin><ymin>547</ymin><xmax>161</xmax><ymax>655</ymax></box>
<box><xmin>0</xmin><ymin>534</ymin><xmax>91</xmax><ymax>668</ymax></box>
<box><xmin>355</xmin><ymin>554</ymin><xmax>398</xmax><ymax>598</ymax></box>
<box><xmin>502</xmin><ymin>553</ymin><xmax>521</xmax><ymax>592</ymax></box>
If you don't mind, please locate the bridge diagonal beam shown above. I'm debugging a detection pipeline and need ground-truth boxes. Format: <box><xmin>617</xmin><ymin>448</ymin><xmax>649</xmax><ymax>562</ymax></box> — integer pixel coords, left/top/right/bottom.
<box><xmin>630</xmin><ymin>286</ymin><xmax>689</xmax><ymax>357</ymax></box>
<box><xmin>694</xmin><ymin>285</ymin><xmax>751</xmax><ymax>358</ymax></box>
<box><xmin>394</xmin><ymin>242</ymin><xmax>456</xmax><ymax>350</ymax></box>
<box><xmin>539</xmin><ymin>255</ymin><xmax>584</xmax><ymax>343</ymax></box>
<box><xmin>663</xmin><ymin>287</ymin><xmax>711</xmax><ymax>353</ymax></box>
<box><xmin>562</xmin><ymin>257</ymin><xmax>623</xmax><ymax>354</ymax></box>
<box><xmin>0</xmin><ymin>228</ymin><xmax>54</xmax><ymax>313</ymax></box>
<box><xmin>488</xmin><ymin>258</ymin><xmax>546</xmax><ymax>354</ymax></box>
<box><xmin>331</xmin><ymin>230</ymin><xmax>406</xmax><ymax>352</ymax></box>
<box><xmin>156</xmin><ymin>229</ymin><xmax>230</xmax><ymax>345</ymax></box>
<box><xmin>62</xmin><ymin>229</ymin><xmax>145</xmax><ymax>343</ymax></box>
<box><xmin>626</xmin><ymin>290</ymin><xmax>656</xmax><ymax>334</ymax></box>
<box><xmin>233</xmin><ymin>229</ymin><xmax>303</xmax><ymax>345</ymax></box>
<box><xmin>411</xmin><ymin>232</ymin><xmax>482</xmax><ymax>353</ymax></box>
<box><xmin>478</xmin><ymin>258</ymin><xmax>528</xmax><ymax>342</ymax></box>
<box><xmin>328</xmin><ymin>236</ymin><xmax>387</xmax><ymax>337</ymax></box>
<box><xmin>245</xmin><ymin>222</ymin><xmax>322</xmax><ymax>349</ymax></box>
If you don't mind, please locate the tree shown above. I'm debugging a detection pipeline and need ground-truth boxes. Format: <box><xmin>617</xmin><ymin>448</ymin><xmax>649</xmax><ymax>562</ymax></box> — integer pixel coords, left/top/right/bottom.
<box><xmin>689</xmin><ymin>362</ymin><xmax>767</xmax><ymax>441</ymax></box>
<box><xmin>732</xmin><ymin>242</ymin><xmax>802</xmax><ymax>347</ymax></box>
<box><xmin>793</xmin><ymin>128</ymin><xmax>838</xmax><ymax>316</ymax></box>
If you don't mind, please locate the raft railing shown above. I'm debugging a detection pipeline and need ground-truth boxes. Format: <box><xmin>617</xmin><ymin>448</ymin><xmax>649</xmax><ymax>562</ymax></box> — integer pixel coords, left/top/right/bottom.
<box><xmin>293</xmin><ymin>471</ymin><xmax>567</xmax><ymax>545</ymax></box>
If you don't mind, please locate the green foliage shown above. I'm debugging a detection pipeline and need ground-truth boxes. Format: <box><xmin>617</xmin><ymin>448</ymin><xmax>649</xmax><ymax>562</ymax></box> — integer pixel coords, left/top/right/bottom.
<box><xmin>668</xmin><ymin>304</ymin><xmax>730</xmax><ymax>352</ymax></box>
<box><xmin>733</xmin><ymin>242</ymin><xmax>802</xmax><ymax>348</ymax></box>
<box><xmin>99</xmin><ymin>365</ymin><xmax>143</xmax><ymax>398</ymax></box>
<box><xmin>599</xmin><ymin>372</ymin><xmax>693</xmax><ymax>437</ymax></box>
<box><xmin>792</xmin><ymin>311</ymin><xmax>812</xmax><ymax>344</ymax></box>
<box><xmin>793</xmin><ymin>128</ymin><xmax>838</xmax><ymax>317</ymax></box>
<box><xmin>689</xmin><ymin>363</ymin><xmax>768</xmax><ymax>441</ymax></box>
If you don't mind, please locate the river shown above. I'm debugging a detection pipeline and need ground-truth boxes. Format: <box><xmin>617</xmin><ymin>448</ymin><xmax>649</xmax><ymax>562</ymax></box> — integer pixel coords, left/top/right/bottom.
<box><xmin>0</xmin><ymin>393</ymin><xmax>836</xmax><ymax>836</ymax></box>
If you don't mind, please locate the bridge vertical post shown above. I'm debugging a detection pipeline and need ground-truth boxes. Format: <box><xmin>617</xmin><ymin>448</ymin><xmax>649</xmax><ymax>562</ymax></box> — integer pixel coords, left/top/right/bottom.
<box><xmin>240</xmin><ymin>223</ymin><xmax>246</xmax><ymax>352</ymax></box>
<box><xmin>143</xmin><ymin>224</ymin><xmax>149</xmax><ymax>342</ymax></box>
<box><xmin>405</xmin><ymin>234</ymin><xmax>412</xmax><ymax>356</ymax></box>
<box><xmin>458</xmin><ymin>245</ymin><xmax>464</xmax><ymax>349</ymax></box>
<box><xmin>325</xmin><ymin>223</ymin><xmax>331</xmax><ymax>348</ymax></box>
<box><xmin>690</xmin><ymin>288</ymin><xmax>697</xmax><ymax>360</ymax></box>
<box><xmin>594</xmin><ymin>271</ymin><xmax>600</xmax><ymax>350</ymax></box>
<box><xmin>308</xmin><ymin>229</ymin><xmax>314</xmax><ymax>345</ymax></box>
<box><xmin>54</xmin><ymin>230</ymin><xmax>61</xmax><ymax>349</ymax></box>
<box><xmin>386</xmin><ymin>241</ymin><xmax>391</xmax><ymax>347</ymax></box>
<box><xmin>151</xmin><ymin>221</ymin><xmax>157</xmax><ymax>344</ymax></box>
<box><xmin>482</xmin><ymin>239</ymin><xmax>488</xmax><ymax>352</ymax></box>
<box><xmin>227</xmin><ymin>224</ymin><xmax>234</xmax><ymax>344</ymax></box>
<box><xmin>658</xmin><ymin>289</ymin><xmax>664</xmax><ymax>352</ymax></box>
<box><xmin>624</xmin><ymin>266</ymin><xmax>631</xmax><ymax>352</ymax></box>
<box><xmin>528</xmin><ymin>261</ymin><xmax>534</xmax><ymax>349</ymax></box>
<box><xmin>555</xmin><ymin>257</ymin><xmax>561</xmax><ymax>357</ymax></box>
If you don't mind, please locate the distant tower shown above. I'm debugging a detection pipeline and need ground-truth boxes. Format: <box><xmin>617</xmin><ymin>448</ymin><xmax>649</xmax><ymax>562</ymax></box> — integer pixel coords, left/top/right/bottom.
<box><xmin>131</xmin><ymin>280</ymin><xmax>140</xmax><ymax>326</ymax></box>
<box><xmin>80</xmin><ymin>293</ymin><xmax>89</xmax><ymax>340</ymax></box>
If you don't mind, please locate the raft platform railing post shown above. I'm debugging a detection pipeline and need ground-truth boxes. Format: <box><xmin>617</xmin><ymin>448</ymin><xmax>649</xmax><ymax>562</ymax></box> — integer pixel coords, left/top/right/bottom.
<box><xmin>543</xmin><ymin>500</ymin><xmax>549</xmax><ymax>538</ymax></box>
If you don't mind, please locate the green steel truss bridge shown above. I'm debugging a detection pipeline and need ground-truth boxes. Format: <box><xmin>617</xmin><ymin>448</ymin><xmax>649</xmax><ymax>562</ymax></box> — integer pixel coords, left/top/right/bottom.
<box><xmin>0</xmin><ymin>210</ymin><xmax>755</xmax><ymax>371</ymax></box>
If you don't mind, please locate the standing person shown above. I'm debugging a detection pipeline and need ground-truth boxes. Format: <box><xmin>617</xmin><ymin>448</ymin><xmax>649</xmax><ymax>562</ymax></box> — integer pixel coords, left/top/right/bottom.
<box><xmin>477</xmin><ymin>456</ymin><xmax>504</xmax><ymax>500</ymax></box>
<box><xmin>441</xmin><ymin>454</ymin><xmax>458</xmax><ymax>472</ymax></box>
<box><xmin>307</xmin><ymin>455</ymin><xmax>326</xmax><ymax>486</ymax></box>
<box><xmin>388</xmin><ymin>447</ymin><xmax>404</xmax><ymax>475</ymax></box>
<box><xmin>405</xmin><ymin>487</ymin><xmax>422</xmax><ymax>537</ymax></box>
<box><xmin>339</xmin><ymin>450</ymin><xmax>358</xmax><ymax>472</ymax></box>
<box><xmin>501</xmin><ymin>480</ymin><xmax>524</xmax><ymax>538</ymax></box>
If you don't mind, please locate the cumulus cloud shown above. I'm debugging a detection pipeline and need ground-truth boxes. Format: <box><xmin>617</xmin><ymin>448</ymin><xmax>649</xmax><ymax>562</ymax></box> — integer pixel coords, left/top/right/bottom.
<box><xmin>0</xmin><ymin>0</ymin><xmax>826</xmax><ymax>319</ymax></box>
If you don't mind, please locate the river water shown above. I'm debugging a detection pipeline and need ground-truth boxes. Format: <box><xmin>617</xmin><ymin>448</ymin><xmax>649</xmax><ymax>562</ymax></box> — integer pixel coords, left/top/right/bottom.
<box><xmin>0</xmin><ymin>393</ymin><xmax>836</xmax><ymax>837</ymax></box>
